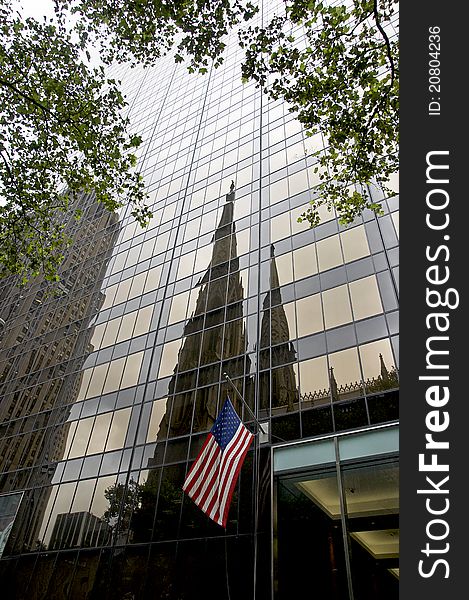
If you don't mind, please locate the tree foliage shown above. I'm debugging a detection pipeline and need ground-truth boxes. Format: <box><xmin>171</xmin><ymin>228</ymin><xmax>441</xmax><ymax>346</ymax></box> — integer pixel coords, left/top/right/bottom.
<box><xmin>0</xmin><ymin>0</ymin><xmax>150</xmax><ymax>283</ymax></box>
<box><xmin>1</xmin><ymin>0</ymin><xmax>398</xmax><ymax>281</ymax></box>
<box><xmin>239</xmin><ymin>0</ymin><xmax>398</xmax><ymax>226</ymax></box>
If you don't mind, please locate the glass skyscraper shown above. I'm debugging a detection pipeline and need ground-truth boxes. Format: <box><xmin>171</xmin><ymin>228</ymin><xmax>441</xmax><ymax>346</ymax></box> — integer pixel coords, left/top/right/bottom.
<box><xmin>0</xmin><ymin>4</ymin><xmax>399</xmax><ymax>598</ymax></box>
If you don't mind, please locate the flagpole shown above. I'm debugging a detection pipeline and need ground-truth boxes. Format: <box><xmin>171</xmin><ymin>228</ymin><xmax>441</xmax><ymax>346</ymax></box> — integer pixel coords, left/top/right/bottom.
<box><xmin>223</xmin><ymin>372</ymin><xmax>267</xmax><ymax>436</ymax></box>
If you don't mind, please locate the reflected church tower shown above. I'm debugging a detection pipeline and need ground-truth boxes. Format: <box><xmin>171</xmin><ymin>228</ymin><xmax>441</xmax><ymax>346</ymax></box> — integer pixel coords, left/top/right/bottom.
<box><xmin>157</xmin><ymin>183</ymin><xmax>248</xmax><ymax>441</ymax></box>
<box><xmin>259</xmin><ymin>244</ymin><xmax>299</xmax><ymax>413</ymax></box>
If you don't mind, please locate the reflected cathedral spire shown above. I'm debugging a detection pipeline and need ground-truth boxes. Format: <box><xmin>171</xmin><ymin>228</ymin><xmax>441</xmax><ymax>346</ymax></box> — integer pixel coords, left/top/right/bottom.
<box><xmin>259</xmin><ymin>244</ymin><xmax>299</xmax><ymax>413</ymax></box>
<box><xmin>156</xmin><ymin>184</ymin><xmax>248</xmax><ymax>441</ymax></box>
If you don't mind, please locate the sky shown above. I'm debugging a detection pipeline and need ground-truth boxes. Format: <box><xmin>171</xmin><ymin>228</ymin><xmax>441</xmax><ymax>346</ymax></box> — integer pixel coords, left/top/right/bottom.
<box><xmin>16</xmin><ymin>0</ymin><xmax>55</xmax><ymax>20</ymax></box>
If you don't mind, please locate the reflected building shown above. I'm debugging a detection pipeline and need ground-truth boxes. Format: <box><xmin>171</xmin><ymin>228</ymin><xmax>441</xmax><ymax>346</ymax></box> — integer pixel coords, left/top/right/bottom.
<box><xmin>0</xmin><ymin>196</ymin><xmax>120</xmax><ymax>553</ymax></box>
<box><xmin>0</xmin><ymin>3</ymin><xmax>399</xmax><ymax>598</ymax></box>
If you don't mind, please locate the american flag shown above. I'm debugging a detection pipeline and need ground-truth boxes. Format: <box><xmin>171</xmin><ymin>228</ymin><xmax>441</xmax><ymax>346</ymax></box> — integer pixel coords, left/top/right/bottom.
<box><xmin>182</xmin><ymin>397</ymin><xmax>254</xmax><ymax>528</ymax></box>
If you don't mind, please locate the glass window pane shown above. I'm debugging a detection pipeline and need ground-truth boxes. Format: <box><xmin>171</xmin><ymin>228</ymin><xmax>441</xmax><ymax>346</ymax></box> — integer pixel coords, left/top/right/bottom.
<box><xmin>271</xmin><ymin>212</ymin><xmax>291</xmax><ymax>243</ymax></box>
<box><xmin>296</xmin><ymin>295</ymin><xmax>323</xmax><ymax>337</ymax></box>
<box><xmin>298</xmin><ymin>355</ymin><xmax>329</xmax><ymax>401</ymax></box>
<box><xmin>158</xmin><ymin>340</ymin><xmax>181</xmax><ymax>378</ymax></box>
<box><xmin>116</xmin><ymin>311</ymin><xmax>138</xmax><ymax>343</ymax></box>
<box><xmin>106</xmin><ymin>407</ymin><xmax>132</xmax><ymax>451</ymax></box>
<box><xmin>102</xmin><ymin>317</ymin><xmax>121</xmax><ymax>347</ymax></box>
<box><xmin>237</xmin><ymin>228</ymin><xmax>250</xmax><ymax>255</ymax></box>
<box><xmin>71</xmin><ymin>479</ymin><xmax>95</xmax><ymax>513</ymax></box>
<box><xmin>322</xmin><ymin>285</ymin><xmax>352</xmax><ymax>329</ymax></box>
<box><xmin>329</xmin><ymin>347</ymin><xmax>362</xmax><ymax>389</ymax></box>
<box><xmin>177</xmin><ymin>251</ymin><xmax>195</xmax><ymax>280</ymax></box>
<box><xmin>114</xmin><ymin>278</ymin><xmax>132</xmax><ymax>305</ymax></box>
<box><xmin>144</xmin><ymin>266</ymin><xmax>163</xmax><ymax>292</ymax></box>
<box><xmin>169</xmin><ymin>291</ymin><xmax>190</xmax><ymax>324</ymax></box>
<box><xmin>134</xmin><ymin>305</ymin><xmax>154</xmax><ymax>337</ymax></box>
<box><xmin>121</xmin><ymin>352</ymin><xmax>144</xmax><ymax>389</ymax></box>
<box><xmin>288</xmin><ymin>170</ymin><xmax>308</xmax><ymax>196</ymax></box>
<box><xmin>349</xmin><ymin>276</ymin><xmax>383</xmax><ymax>321</ymax></box>
<box><xmin>87</xmin><ymin>363</ymin><xmax>109</xmax><ymax>398</ymax></box>
<box><xmin>391</xmin><ymin>211</ymin><xmax>399</xmax><ymax>238</ymax></box>
<box><xmin>275</xmin><ymin>252</ymin><xmax>294</xmax><ymax>287</ymax></box>
<box><xmin>317</xmin><ymin>235</ymin><xmax>343</xmax><ymax>272</ymax></box>
<box><xmin>146</xmin><ymin>399</ymin><xmax>168</xmax><ymax>442</ymax></box>
<box><xmin>77</xmin><ymin>368</ymin><xmax>92</xmax><ymax>401</ymax></box>
<box><xmin>282</xmin><ymin>301</ymin><xmax>297</xmax><ymax>340</ymax></box>
<box><xmin>359</xmin><ymin>338</ymin><xmax>396</xmax><ymax>382</ymax></box>
<box><xmin>101</xmin><ymin>283</ymin><xmax>118</xmax><ymax>310</ymax></box>
<box><xmin>290</xmin><ymin>206</ymin><xmax>310</xmax><ymax>236</ymax></box>
<box><xmin>341</xmin><ymin>225</ymin><xmax>370</xmax><ymax>263</ymax></box>
<box><xmin>87</xmin><ymin>412</ymin><xmax>113</xmax><ymax>455</ymax></box>
<box><xmin>129</xmin><ymin>272</ymin><xmax>147</xmax><ymax>299</ymax></box>
<box><xmin>293</xmin><ymin>244</ymin><xmax>318</xmax><ymax>280</ymax></box>
<box><xmin>270</xmin><ymin>178</ymin><xmax>288</xmax><ymax>205</ymax></box>
<box><xmin>103</xmin><ymin>358</ymin><xmax>126</xmax><ymax>394</ymax></box>
<box><xmin>68</xmin><ymin>417</ymin><xmax>93</xmax><ymax>458</ymax></box>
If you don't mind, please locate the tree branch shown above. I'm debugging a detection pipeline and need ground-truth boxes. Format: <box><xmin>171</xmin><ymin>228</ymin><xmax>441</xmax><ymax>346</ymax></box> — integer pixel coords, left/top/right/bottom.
<box><xmin>0</xmin><ymin>78</ymin><xmax>52</xmax><ymax>115</ymax></box>
<box><xmin>372</xmin><ymin>0</ymin><xmax>396</xmax><ymax>88</ymax></box>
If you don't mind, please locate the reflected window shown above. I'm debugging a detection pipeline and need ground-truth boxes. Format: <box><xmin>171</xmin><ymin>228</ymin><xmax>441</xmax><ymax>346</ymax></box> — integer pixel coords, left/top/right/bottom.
<box><xmin>102</xmin><ymin>318</ymin><xmax>121</xmax><ymax>348</ymax></box>
<box><xmin>290</xmin><ymin>206</ymin><xmax>310</xmax><ymax>236</ymax></box>
<box><xmin>71</xmin><ymin>479</ymin><xmax>95</xmax><ymax>513</ymax></box>
<box><xmin>386</xmin><ymin>171</ymin><xmax>399</xmax><ymax>194</ymax></box>
<box><xmin>194</xmin><ymin>245</ymin><xmax>211</xmax><ymax>273</ymax></box>
<box><xmin>234</xmin><ymin>194</ymin><xmax>251</xmax><ymax>220</ymax></box>
<box><xmin>101</xmin><ymin>283</ymin><xmax>118</xmax><ymax>310</ymax></box>
<box><xmin>121</xmin><ymin>352</ymin><xmax>144</xmax><ymax>389</ymax></box>
<box><xmin>115</xmin><ymin>278</ymin><xmax>132</xmax><ymax>305</ymax></box>
<box><xmin>322</xmin><ymin>285</ymin><xmax>352</xmax><ymax>329</ymax></box>
<box><xmin>282</xmin><ymin>301</ymin><xmax>297</xmax><ymax>340</ymax></box>
<box><xmin>90</xmin><ymin>323</ymin><xmax>105</xmax><ymax>350</ymax></box>
<box><xmin>102</xmin><ymin>358</ymin><xmax>126</xmax><ymax>394</ymax></box>
<box><xmin>133</xmin><ymin>305</ymin><xmax>154</xmax><ymax>337</ymax></box>
<box><xmin>128</xmin><ymin>272</ymin><xmax>146</xmax><ymax>299</ymax></box>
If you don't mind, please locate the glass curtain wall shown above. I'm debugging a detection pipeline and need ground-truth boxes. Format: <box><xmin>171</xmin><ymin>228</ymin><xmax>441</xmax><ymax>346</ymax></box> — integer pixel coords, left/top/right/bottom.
<box><xmin>0</xmin><ymin>1</ymin><xmax>399</xmax><ymax>598</ymax></box>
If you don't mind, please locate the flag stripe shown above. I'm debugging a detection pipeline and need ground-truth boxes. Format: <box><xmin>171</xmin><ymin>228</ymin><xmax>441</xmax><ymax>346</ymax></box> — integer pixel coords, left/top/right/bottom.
<box><xmin>209</xmin><ymin>427</ymin><xmax>253</xmax><ymax>525</ymax></box>
<box><xmin>182</xmin><ymin>397</ymin><xmax>254</xmax><ymax>528</ymax></box>
<box><xmin>201</xmin><ymin>424</ymin><xmax>249</xmax><ymax>515</ymax></box>
<box><xmin>215</xmin><ymin>430</ymin><xmax>253</xmax><ymax>526</ymax></box>
<box><xmin>183</xmin><ymin>435</ymin><xmax>220</xmax><ymax>495</ymax></box>
<box><xmin>190</xmin><ymin>448</ymin><xmax>223</xmax><ymax>506</ymax></box>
